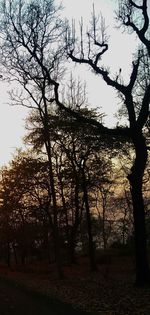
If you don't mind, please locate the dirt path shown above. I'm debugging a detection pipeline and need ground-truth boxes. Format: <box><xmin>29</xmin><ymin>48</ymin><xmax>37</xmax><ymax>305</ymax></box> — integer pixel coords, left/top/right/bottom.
<box><xmin>0</xmin><ymin>278</ymin><xmax>87</xmax><ymax>315</ymax></box>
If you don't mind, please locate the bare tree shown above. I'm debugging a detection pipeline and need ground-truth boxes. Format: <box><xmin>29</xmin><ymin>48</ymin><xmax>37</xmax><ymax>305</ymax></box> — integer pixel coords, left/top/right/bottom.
<box><xmin>0</xmin><ymin>0</ymin><xmax>66</xmax><ymax>278</ymax></box>
<box><xmin>0</xmin><ymin>0</ymin><xmax>149</xmax><ymax>285</ymax></box>
<box><xmin>65</xmin><ymin>1</ymin><xmax>150</xmax><ymax>285</ymax></box>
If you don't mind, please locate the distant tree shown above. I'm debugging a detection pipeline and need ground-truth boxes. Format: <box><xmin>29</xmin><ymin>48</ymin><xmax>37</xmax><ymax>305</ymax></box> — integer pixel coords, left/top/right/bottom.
<box><xmin>0</xmin><ymin>151</ymin><xmax>52</xmax><ymax>265</ymax></box>
<box><xmin>97</xmin><ymin>182</ymin><xmax>114</xmax><ymax>249</ymax></box>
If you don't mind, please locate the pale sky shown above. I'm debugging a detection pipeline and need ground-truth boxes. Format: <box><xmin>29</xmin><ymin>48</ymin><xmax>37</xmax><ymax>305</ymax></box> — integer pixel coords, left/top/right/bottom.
<box><xmin>0</xmin><ymin>0</ymin><xmax>139</xmax><ymax>166</ymax></box>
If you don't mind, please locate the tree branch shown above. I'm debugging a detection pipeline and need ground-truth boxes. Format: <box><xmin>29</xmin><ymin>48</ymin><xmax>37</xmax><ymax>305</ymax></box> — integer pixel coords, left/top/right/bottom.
<box><xmin>68</xmin><ymin>51</ymin><xmax>127</xmax><ymax>94</ymax></box>
<box><xmin>121</xmin><ymin>0</ymin><xmax>150</xmax><ymax>56</ymax></box>
<box><xmin>52</xmin><ymin>82</ymin><xmax>130</xmax><ymax>138</ymax></box>
<box><xmin>137</xmin><ymin>84</ymin><xmax>150</xmax><ymax>129</ymax></box>
<box><xmin>129</xmin><ymin>0</ymin><xmax>143</xmax><ymax>9</ymax></box>
<box><xmin>128</xmin><ymin>56</ymin><xmax>140</xmax><ymax>91</ymax></box>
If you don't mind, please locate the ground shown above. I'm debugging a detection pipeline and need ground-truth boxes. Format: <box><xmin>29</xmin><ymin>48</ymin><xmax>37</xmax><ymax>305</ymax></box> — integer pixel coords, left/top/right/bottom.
<box><xmin>0</xmin><ymin>277</ymin><xmax>77</xmax><ymax>315</ymax></box>
<box><xmin>0</xmin><ymin>255</ymin><xmax>150</xmax><ymax>315</ymax></box>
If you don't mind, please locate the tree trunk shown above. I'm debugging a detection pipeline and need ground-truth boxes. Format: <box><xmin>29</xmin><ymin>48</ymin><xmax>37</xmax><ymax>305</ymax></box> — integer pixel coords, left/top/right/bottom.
<box><xmin>82</xmin><ymin>168</ymin><xmax>97</xmax><ymax>271</ymax></box>
<box><xmin>47</xmin><ymin>151</ymin><xmax>64</xmax><ymax>278</ymax></box>
<box><xmin>7</xmin><ymin>241</ymin><xmax>11</xmax><ymax>268</ymax></box>
<box><xmin>42</xmin><ymin>105</ymin><xmax>64</xmax><ymax>279</ymax></box>
<box><xmin>13</xmin><ymin>244</ymin><xmax>18</xmax><ymax>265</ymax></box>
<box><xmin>128</xmin><ymin>131</ymin><xmax>150</xmax><ymax>285</ymax></box>
<box><xmin>69</xmin><ymin>232</ymin><xmax>77</xmax><ymax>264</ymax></box>
<box><xmin>69</xmin><ymin>180</ymin><xmax>81</xmax><ymax>263</ymax></box>
<box><xmin>45</xmin><ymin>139</ymin><xmax>64</xmax><ymax>278</ymax></box>
<box><xmin>101</xmin><ymin>193</ymin><xmax>107</xmax><ymax>250</ymax></box>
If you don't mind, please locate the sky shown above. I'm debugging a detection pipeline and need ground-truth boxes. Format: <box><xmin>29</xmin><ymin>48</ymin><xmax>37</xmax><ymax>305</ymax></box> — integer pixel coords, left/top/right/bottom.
<box><xmin>0</xmin><ymin>0</ymin><xmax>139</xmax><ymax>166</ymax></box>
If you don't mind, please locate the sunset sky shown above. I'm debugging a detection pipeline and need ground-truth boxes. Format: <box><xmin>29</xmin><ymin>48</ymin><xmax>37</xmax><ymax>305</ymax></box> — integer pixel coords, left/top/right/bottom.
<box><xmin>0</xmin><ymin>0</ymin><xmax>139</xmax><ymax>166</ymax></box>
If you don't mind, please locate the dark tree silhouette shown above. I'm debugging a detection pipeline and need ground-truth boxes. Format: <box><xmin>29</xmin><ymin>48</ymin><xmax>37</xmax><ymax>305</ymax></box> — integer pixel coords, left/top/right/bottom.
<box><xmin>0</xmin><ymin>0</ymin><xmax>66</xmax><ymax>279</ymax></box>
<box><xmin>0</xmin><ymin>151</ymin><xmax>54</xmax><ymax>265</ymax></box>
<box><xmin>65</xmin><ymin>1</ymin><xmax>150</xmax><ymax>285</ymax></box>
<box><xmin>0</xmin><ymin>0</ymin><xmax>149</xmax><ymax>285</ymax></box>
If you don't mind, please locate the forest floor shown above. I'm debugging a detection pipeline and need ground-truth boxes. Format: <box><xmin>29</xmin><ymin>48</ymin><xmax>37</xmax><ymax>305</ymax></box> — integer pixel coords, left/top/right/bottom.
<box><xmin>0</xmin><ymin>255</ymin><xmax>150</xmax><ymax>315</ymax></box>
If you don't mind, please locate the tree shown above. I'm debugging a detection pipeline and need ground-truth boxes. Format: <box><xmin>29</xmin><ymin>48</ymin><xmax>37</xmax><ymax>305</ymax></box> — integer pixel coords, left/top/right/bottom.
<box><xmin>24</xmin><ymin>76</ymin><xmax>108</xmax><ymax>270</ymax></box>
<box><xmin>0</xmin><ymin>151</ymin><xmax>53</xmax><ymax>265</ymax></box>
<box><xmin>0</xmin><ymin>0</ymin><xmax>66</xmax><ymax>278</ymax></box>
<box><xmin>0</xmin><ymin>0</ymin><xmax>149</xmax><ymax>285</ymax></box>
<box><xmin>65</xmin><ymin>1</ymin><xmax>150</xmax><ymax>285</ymax></box>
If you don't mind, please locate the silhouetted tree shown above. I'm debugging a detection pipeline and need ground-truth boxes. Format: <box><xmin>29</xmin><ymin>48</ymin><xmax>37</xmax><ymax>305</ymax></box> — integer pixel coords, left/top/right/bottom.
<box><xmin>0</xmin><ymin>151</ymin><xmax>52</xmax><ymax>265</ymax></box>
<box><xmin>0</xmin><ymin>0</ymin><xmax>66</xmax><ymax>278</ymax></box>
<box><xmin>0</xmin><ymin>0</ymin><xmax>149</xmax><ymax>285</ymax></box>
<box><xmin>65</xmin><ymin>1</ymin><xmax>150</xmax><ymax>285</ymax></box>
<box><xmin>24</xmin><ymin>82</ymin><xmax>108</xmax><ymax>269</ymax></box>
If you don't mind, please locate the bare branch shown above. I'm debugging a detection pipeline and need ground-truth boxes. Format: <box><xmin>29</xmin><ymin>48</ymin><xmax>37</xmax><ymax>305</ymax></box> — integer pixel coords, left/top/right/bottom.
<box><xmin>79</xmin><ymin>17</ymin><xmax>84</xmax><ymax>59</ymax></box>
<box><xmin>128</xmin><ymin>55</ymin><xmax>141</xmax><ymax>91</ymax></box>
<box><xmin>68</xmin><ymin>50</ymin><xmax>127</xmax><ymax>94</ymax></box>
<box><xmin>129</xmin><ymin>0</ymin><xmax>143</xmax><ymax>9</ymax></box>
<box><xmin>117</xmin><ymin>0</ymin><xmax>150</xmax><ymax>56</ymax></box>
<box><xmin>52</xmin><ymin>81</ymin><xmax>130</xmax><ymax>138</ymax></box>
<box><xmin>137</xmin><ymin>84</ymin><xmax>150</xmax><ymax>129</ymax></box>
